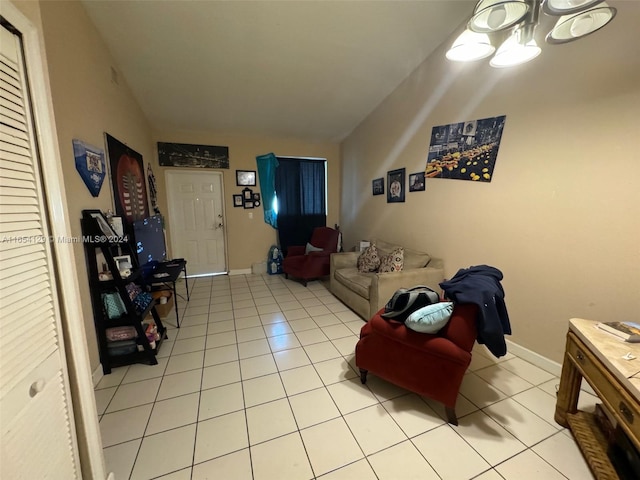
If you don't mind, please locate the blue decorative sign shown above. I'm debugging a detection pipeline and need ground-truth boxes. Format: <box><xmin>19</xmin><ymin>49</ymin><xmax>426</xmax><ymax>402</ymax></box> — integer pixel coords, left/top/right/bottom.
<box><xmin>73</xmin><ymin>139</ymin><xmax>106</xmax><ymax>197</ymax></box>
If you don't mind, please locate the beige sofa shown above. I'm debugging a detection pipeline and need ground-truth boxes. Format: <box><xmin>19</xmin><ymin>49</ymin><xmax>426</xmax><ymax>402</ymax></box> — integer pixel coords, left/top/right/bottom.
<box><xmin>329</xmin><ymin>239</ymin><xmax>444</xmax><ymax>320</ymax></box>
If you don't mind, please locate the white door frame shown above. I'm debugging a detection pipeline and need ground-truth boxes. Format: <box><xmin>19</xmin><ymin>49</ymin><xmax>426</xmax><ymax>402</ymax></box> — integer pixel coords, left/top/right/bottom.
<box><xmin>164</xmin><ymin>169</ymin><xmax>228</xmax><ymax>276</ymax></box>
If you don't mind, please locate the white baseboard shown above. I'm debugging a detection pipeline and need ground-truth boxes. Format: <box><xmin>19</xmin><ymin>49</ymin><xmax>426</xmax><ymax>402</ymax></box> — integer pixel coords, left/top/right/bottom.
<box><xmin>92</xmin><ymin>364</ymin><xmax>103</xmax><ymax>388</ymax></box>
<box><xmin>506</xmin><ymin>339</ymin><xmax>562</xmax><ymax>377</ymax></box>
<box><xmin>229</xmin><ymin>268</ymin><xmax>252</xmax><ymax>275</ymax></box>
<box><xmin>506</xmin><ymin>339</ymin><xmax>597</xmax><ymax>396</ymax></box>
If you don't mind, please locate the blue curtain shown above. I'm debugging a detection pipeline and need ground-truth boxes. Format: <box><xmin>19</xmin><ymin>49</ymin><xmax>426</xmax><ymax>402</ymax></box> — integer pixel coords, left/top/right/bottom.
<box><xmin>256</xmin><ymin>152</ymin><xmax>279</xmax><ymax>228</ymax></box>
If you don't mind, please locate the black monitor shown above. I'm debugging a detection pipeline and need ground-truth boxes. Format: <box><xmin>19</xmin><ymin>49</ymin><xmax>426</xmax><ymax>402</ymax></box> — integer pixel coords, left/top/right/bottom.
<box><xmin>132</xmin><ymin>215</ymin><xmax>167</xmax><ymax>266</ymax></box>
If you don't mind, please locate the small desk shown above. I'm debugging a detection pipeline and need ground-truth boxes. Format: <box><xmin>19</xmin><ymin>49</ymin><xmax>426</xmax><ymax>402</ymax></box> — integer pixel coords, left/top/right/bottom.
<box><xmin>146</xmin><ymin>260</ymin><xmax>190</xmax><ymax>328</ymax></box>
<box><xmin>555</xmin><ymin>318</ymin><xmax>640</xmax><ymax>479</ymax></box>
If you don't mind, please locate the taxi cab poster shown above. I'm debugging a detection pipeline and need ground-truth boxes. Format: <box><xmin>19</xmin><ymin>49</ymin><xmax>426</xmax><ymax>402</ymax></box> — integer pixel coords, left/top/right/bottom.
<box><xmin>425</xmin><ymin>115</ymin><xmax>506</xmax><ymax>182</ymax></box>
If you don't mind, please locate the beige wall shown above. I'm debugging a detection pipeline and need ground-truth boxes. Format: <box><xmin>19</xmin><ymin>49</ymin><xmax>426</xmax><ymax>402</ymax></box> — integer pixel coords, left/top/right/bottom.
<box><xmin>38</xmin><ymin>0</ymin><xmax>155</xmax><ymax>369</ymax></box>
<box><xmin>152</xmin><ymin>130</ymin><xmax>340</xmax><ymax>271</ymax></box>
<box><xmin>341</xmin><ymin>10</ymin><xmax>640</xmax><ymax>364</ymax></box>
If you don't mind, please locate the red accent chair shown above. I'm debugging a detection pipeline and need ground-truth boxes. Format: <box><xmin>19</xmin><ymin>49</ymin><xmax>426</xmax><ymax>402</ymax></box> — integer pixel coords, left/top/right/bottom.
<box><xmin>356</xmin><ymin>303</ymin><xmax>478</xmax><ymax>425</ymax></box>
<box><xmin>282</xmin><ymin>227</ymin><xmax>340</xmax><ymax>286</ymax></box>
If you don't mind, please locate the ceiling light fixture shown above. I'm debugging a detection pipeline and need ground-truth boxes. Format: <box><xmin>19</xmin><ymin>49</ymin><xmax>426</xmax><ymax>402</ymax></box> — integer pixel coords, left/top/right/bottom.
<box><xmin>447</xmin><ymin>0</ymin><xmax>616</xmax><ymax>67</ymax></box>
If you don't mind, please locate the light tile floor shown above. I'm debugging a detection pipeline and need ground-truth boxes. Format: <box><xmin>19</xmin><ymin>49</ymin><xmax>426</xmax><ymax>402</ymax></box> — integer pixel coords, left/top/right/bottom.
<box><xmin>95</xmin><ymin>274</ymin><xmax>598</xmax><ymax>480</ymax></box>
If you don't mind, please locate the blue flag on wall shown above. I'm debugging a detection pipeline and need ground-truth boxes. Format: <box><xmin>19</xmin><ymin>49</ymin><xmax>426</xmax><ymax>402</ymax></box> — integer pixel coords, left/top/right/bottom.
<box><xmin>73</xmin><ymin>139</ymin><xmax>106</xmax><ymax>197</ymax></box>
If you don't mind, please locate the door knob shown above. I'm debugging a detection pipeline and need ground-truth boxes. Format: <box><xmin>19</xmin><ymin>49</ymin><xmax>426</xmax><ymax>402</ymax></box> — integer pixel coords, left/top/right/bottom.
<box><xmin>217</xmin><ymin>223</ymin><xmax>224</xmax><ymax>229</ymax></box>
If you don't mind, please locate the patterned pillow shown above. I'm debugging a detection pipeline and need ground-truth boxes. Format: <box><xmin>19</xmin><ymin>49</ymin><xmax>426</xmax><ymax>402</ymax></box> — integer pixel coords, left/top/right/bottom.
<box><xmin>357</xmin><ymin>244</ymin><xmax>381</xmax><ymax>273</ymax></box>
<box><xmin>378</xmin><ymin>247</ymin><xmax>404</xmax><ymax>273</ymax></box>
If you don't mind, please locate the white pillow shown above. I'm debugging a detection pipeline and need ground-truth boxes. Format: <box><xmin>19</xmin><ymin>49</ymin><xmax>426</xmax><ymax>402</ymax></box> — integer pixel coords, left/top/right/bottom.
<box><xmin>404</xmin><ymin>302</ymin><xmax>454</xmax><ymax>334</ymax></box>
<box><xmin>305</xmin><ymin>242</ymin><xmax>324</xmax><ymax>254</ymax></box>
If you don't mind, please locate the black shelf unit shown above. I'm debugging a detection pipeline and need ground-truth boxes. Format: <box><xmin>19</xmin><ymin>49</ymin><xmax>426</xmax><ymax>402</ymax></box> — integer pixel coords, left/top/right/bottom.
<box><xmin>81</xmin><ymin>210</ymin><xmax>167</xmax><ymax>374</ymax></box>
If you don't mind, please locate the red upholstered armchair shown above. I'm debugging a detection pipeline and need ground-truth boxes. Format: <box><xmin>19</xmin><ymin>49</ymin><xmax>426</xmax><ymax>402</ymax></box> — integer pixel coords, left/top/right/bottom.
<box><xmin>282</xmin><ymin>227</ymin><xmax>340</xmax><ymax>286</ymax></box>
<box><xmin>356</xmin><ymin>303</ymin><xmax>478</xmax><ymax>425</ymax></box>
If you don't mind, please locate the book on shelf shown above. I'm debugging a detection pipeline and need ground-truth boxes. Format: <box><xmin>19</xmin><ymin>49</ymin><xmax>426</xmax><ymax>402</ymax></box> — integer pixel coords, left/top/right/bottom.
<box><xmin>597</xmin><ymin>321</ymin><xmax>640</xmax><ymax>342</ymax></box>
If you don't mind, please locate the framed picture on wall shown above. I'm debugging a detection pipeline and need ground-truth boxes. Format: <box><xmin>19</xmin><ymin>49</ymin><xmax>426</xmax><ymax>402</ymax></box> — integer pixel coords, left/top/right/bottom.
<box><xmin>372</xmin><ymin>178</ymin><xmax>384</xmax><ymax>196</ymax></box>
<box><xmin>387</xmin><ymin>168</ymin><xmax>405</xmax><ymax>203</ymax></box>
<box><xmin>233</xmin><ymin>194</ymin><xmax>243</xmax><ymax>207</ymax></box>
<box><xmin>409</xmin><ymin>172</ymin><xmax>425</xmax><ymax>192</ymax></box>
<box><xmin>236</xmin><ymin>170</ymin><xmax>256</xmax><ymax>186</ymax></box>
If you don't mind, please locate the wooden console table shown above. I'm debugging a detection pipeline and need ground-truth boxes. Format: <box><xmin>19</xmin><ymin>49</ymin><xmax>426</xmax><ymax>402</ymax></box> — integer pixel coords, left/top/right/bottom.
<box><xmin>555</xmin><ymin>318</ymin><xmax>640</xmax><ymax>479</ymax></box>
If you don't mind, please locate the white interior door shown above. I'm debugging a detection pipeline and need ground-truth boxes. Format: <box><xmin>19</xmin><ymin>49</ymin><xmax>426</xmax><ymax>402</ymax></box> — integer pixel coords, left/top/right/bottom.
<box><xmin>165</xmin><ymin>170</ymin><xmax>226</xmax><ymax>275</ymax></box>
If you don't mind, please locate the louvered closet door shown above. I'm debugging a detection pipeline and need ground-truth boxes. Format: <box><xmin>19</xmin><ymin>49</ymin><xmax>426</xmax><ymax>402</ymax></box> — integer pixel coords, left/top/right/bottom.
<box><xmin>0</xmin><ymin>25</ymin><xmax>78</xmax><ymax>479</ymax></box>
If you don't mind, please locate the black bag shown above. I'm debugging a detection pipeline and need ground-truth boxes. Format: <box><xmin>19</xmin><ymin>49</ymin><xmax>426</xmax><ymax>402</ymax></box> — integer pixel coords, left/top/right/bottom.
<box><xmin>381</xmin><ymin>285</ymin><xmax>440</xmax><ymax>322</ymax></box>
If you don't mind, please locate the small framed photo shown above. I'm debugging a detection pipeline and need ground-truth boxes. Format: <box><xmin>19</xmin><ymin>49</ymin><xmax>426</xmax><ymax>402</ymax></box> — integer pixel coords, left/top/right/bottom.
<box><xmin>387</xmin><ymin>168</ymin><xmax>405</xmax><ymax>203</ymax></box>
<box><xmin>253</xmin><ymin>193</ymin><xmax>261</xmax><ymax>207</ymax></box>
<box><xmin>242</xmin><ymin>187</ymin><xmax>253</xmax><ymax>200</ymax></box>
<box><xmin>233</xmin><ymin>194</ymin><xmax>243</xmax><ymax>207</ymax></box>
<box><xmin>409</xmin><ymin>172</ymin><xmax>425</xmax><ymax>192</ymax></box>
<box><xmin>372</xmin><ymin>178</ymin><xmax>384</xmax><ymax>196</ymax></box>
<box><xmin>236</xmin><ymin>170</ymin><xmax>256</xmax><ymax>186</ymax></box>
<box><xmin>244</xmin><ymin>200</ymin><xmax>254</xmax><ymax>209</ymax></box>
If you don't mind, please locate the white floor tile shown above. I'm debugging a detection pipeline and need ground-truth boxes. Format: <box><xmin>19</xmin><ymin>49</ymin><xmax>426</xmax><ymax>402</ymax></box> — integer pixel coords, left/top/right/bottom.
<box><xmin>531</xmin><ymin>431</ymin><xmax>595</xmax><ymax>479</ymax></box>
<box><xmin>206</xmin><ymin>330</ymin><xmax>237</xmax><ymax>348</ymax></box>
<box><xmin>317</xmin><ymin>459</ymin><xmax>377</xmax><ymax>480</ymax></box>
<box><xmin>165</xmin><ymin>350</ymin><xmax>205</xmax><ymax>375</ymax></box>
<box><xmin>267</xmin><ymin>333</ymin><xmax>302</xmax><ymax>352</ymax></box>
<box><xmin>201</xmin><ymin>361</ymin><xmax>241</xmax><ymax>389</ymax></box>
<box><xmin>176</xmin><ymin>324</ymin><xmax>208</xmax><ymax>340</ymax></box>
<box><xmin>236</xmin><ymin>326</ymin><xmax>266</xmax><ymax>343</ymax></box>
<box><xmin>496</xmin><ymin>449</ymin><xmax>566</xmax><ymax>480</ymax></box>
<box><xmin>238</xmin><ymin>338</ymin><xmax>271</xmax><ymax>359</ymax></box>
<box><xmin>146</xmin><ymin>392</ymin><xmax>199</xmax><ymax>435</ymax></box>
<box><xmin>262</xmin><ymin>321</ymin><xmax>293</xmax><ymax>337</ymax></box>
<box><xmin>194</xmin><ymin>411</ymin><xmax>249</xmax><ymax>464</ymax></box>
<box><xmin>100</xmin><ymin>404</ymin><xmax>153</xmax><ymax>447</ymax></box>
<box><xmin>234</xmin><ymin>315</ymin><xmax>262</xmax><ymax>329</ymax></box>
<box><xmin>102</xmin><ymin>438</ymin><xmax>141</xmax><ymax>480</ymax></box>
<box><xmin>326</xmin><ymin>378</ymin><xmax>379</xmax><ymax>414</ymax></box>
<box><xmin>251</xmin><ymin>432</ymin><xmax>313</xmax><ymax>480</ymax></box>
<box><xmin>171</xmin><ymin>336</ymin><xmax>207</xmax><ymax>355</ymax></box>
<box><xmin>295</xmin><ymin>327</ymin><xmax>329</xmax><ymax>346</ymax></box>
<box><xmin>157</xmin><ymin>369</ymin><xmax>203</xmax><ymax>401</ymax></box>
<box><xmin>156</xmin><ymin>467</ymin><xmax>192</xmax><ymax>479</ymax></box>
<box><xmin>273</xmin><ymin>347</ymin><xmax>311</xmax><ymax>371</ymax></box>
<box><xmin>280</xmin><ymin>364</ymin><xmax>324</xmax><ymax>395</ymax></box>
<box><xmin>242</xmin><ymin>373</ymin><xmax>286</xmax><ymax>407</ymax></box>
<box><xmin>331</xmin><ymin>336</ymin><xmax>359</xmax><ymax>356</ymax></box>
<box><xmin>240</xmin><ymin>353</ymin><xmax>277</xmax><ymax>380</ymax></box>
<box><xmin>192</xmin><ymin>449</ymin><xmax>252</xmax><ymax>480</ymax></box>
<box><xmin>106</xmin><ymin>377</ymin><xmax>162</xmax><ymax>413</ymax></box>
<box><xmin>289</xmin><ymin>387</ymin><xmax>341</xmax><ymax>429</ymax></box>
<box><xmin>498</xmin><ymin>357</ymin><xmax>556</xmax><ymax>385</ymax></box>
<box><xmin>483</xmin><ymin>397</ymin><xmax>558</xmax><ymax>446</ymax></box>
<box><xmin>246</xmin><ymin>398</ymin><xmax>298</xmax><ymax>445</ymax></box>
<box><xmin>199</xmin><ymin>382</ymin><xmax>244</xmax><ymax>420</ymax></box>
<box><xmin>304</xmin><ymin>341</ymin><xmax>342</xmax><ymax>363</ymax></box>
<box><xmin>344</xmin><ymin>404</ymin><xmax>407</xmax><ymax>455</ymax></box>
<box><xmin>300</xmin><ymin>418</ymin><xmax>364</xmax><ymax>477</ymax></box>
<box><xmin>459</xmin><ymin>372</ymin><xmax>509</xmax><ymax>408</ymax></box>
<box><xmin>314</xmin><ymin>357</ymin><xmax>357</xmax><ymax>385</ymax></box>
<box><xmin>511</xmin><ymin>387</ymin><xmax>563</xmax><ymax>431</ymax></box>
<box><xmin>413</xmin><ymin>424</ymin><xmax>491</xmax><ymax>479</ymax></box>
<box><xmin>382</xmin><ymin>394</ymin><xmax>444</xmax><ymax>437</ymax></box>
<box><xmin>454</xmin><ymin>411</ymin><xmax>527</xmax><ymax>466</ymax></box>
<box><xmin>96</xmin><ymin>366</ymin><xmax>128</xmax><ymax>389</ymax></box>
<box><xmin>312</xmin><ymin>313</ymin><xmax>342</xmax><ymax>327</ymax></box>
<box><xmin>474</xmin><ymin>364</ymin><xmax>534</xmax><ymax>396</ymax></box>
<box><xmin>94</xmin><ymin>386</ymin><xmax>116</xmax><ymax>415</ymax></box>
<box><xmin>204</xmin><ymin>344</ymin><xmax>238</xmax><ymax>366</ymax></box>
<box><xmin>367</xmin><ymin>440</ymin><xmax>440</xmax><ymax>479</ymax></box>
<box><xmin>321</xmin><ymin>323</ymin><xmax>353</xmax><ymax>340</ymax></box>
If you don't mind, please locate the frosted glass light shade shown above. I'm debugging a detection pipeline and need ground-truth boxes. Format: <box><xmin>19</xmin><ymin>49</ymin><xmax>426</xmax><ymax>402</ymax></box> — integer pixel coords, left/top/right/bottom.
<box><xmin>490</xmin><ymin>30</ymin><xmax>541</xmax><ymax>67</ymax></box>
<box><xmin>446</xmin><ymin>30</ymin><xmax>496</xmax><ymax>62</ymax></box>
<box><xmin>542</xmin><ymin>0</ymin><xmax>604</xmax><ymax>16</ymax></box>
<box><xmin>469</xmin><ymin>0</ymin><xmax>530</xmax><ymax>33</ymax></box>
<box><xmin>546</xmin><ymin>5</ymin><xmax>616</xmax><ymax>44</ymax></box>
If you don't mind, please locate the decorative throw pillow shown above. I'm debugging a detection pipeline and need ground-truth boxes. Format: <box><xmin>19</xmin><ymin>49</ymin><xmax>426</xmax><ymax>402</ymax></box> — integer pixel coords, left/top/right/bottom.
<box><xmin>378</xmin><ymin>247</ymin><xmax>404</xmax><ymax>273</ymax></box>
<box><xmin>404</xmin><ymin>302</ymin><xmax>454</xmax><ymax>334</ymax></box>
<box><xmin>357</xmin><ymin>243</ymin><xmax>380</xmax><ymax>273</ymax></box>
<box><xmin>305</xmin><ymin>242</ymin><xmax>324</xmax><ymax>254</ymax></box>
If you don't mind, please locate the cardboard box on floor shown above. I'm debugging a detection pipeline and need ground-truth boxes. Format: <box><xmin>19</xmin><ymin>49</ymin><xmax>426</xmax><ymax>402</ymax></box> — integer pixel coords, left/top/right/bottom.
<box><xmin>151</xmin><ymin>290</ymin><xmax>174</xmax><ymax>318</ymax></box>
